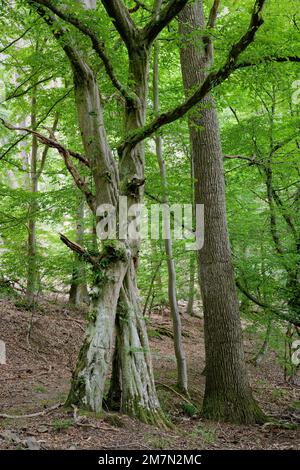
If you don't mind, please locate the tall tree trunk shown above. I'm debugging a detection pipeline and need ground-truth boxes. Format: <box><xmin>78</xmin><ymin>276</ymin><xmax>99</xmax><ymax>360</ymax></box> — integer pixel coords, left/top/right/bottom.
<box><xmin>187</xmin><ymin>150</ymin><xmax>196</xmax><ymax>315</ymax></box>
<box><xmin>26</xmin><ymin>91</ymin><xmax>38</xmax><ymax>305</ymax></box>
<box><xmin>152</xmin><ymin>21</ymin><xmax>188</xmax><ymax>394</ymax></box>
<box><xmin>64</xmin><ymin>47</ymin><xmax>166</xmax><ymax>425</ymax></box>
<box><xmin>186</xmin><ymin>253</ymin><xmax>196</xmax><ymax>316</ymax></box>
<box><xmin>115</xmin><ymin>44</ymin><xmax>167</xmax><ymax>424</ymax></box>
<box><xmin>69</xmin><ymin>193</ymin><xmax>89</xmax><ymax>306</ymax></box>
<box><xmin>179</xmin><ymin>0</ymin><xmax>265</xmax><ymax>424</ymax></box>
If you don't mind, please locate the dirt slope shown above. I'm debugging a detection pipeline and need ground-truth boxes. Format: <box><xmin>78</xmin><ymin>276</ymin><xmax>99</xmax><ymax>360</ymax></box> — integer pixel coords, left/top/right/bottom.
<box><xmin>0</xmin><ymin>296</ymin><xmax>299</xmax><ymax>450</ymax></box>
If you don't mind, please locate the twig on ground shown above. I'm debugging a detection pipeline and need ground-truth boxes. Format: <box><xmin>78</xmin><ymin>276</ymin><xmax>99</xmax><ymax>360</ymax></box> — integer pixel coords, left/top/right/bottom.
<box><xmin>72</xmin><ymin>405</ymin><xmax>119</xmax><ymax>432</ymax></box>
<box><xmin>155</xmin><ymin>382</ymin><xmax>193</xmax><ymax>405</ymax></box>
<box><xmin>0</xmin><ymin>403</ymin><xmax>63</xmax><ymax>419</ymax></box>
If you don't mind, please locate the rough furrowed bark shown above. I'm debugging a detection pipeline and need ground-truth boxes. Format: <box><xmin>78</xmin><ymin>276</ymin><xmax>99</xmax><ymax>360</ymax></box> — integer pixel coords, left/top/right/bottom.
<box><xmin>179</xmin><ymin>0</ymin><xmax>266</xmax><ymax>424</ymax></box>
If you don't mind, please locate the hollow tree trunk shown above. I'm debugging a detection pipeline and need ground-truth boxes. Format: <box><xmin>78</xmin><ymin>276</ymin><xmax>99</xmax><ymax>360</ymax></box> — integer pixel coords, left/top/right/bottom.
<box><xmin>179</xmin><ymin>0</ymin><xmax>265</xmax><ymax>424</ymax></box>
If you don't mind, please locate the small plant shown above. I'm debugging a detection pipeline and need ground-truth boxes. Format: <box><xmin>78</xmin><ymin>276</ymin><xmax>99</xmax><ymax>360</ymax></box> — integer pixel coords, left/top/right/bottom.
<box><xmin>33</xmin><ymin>385</ymin><xmax>48</xmax><ymax>394</ymax></box>
<box><xmin>290</xmin><ymin>400</ymin><xmax>300</xmax><ymax>410</ymax></box>
<box><xmin>192</xmin><ymin>425</ymin><xmax>216</xmax><ymax>444</ymax></box>
<box><xmin>52</xmin><ymin>418</ymin><xmax>73</xmax><ymax>432</ymax></box>
<box><xmin>150</xmin><ymin>436</ymin><xmax>171</xmax><ymax>449</ymax></box>
<box><xmin>104</xmin><ymin>413</ymin><xmax>124</xmax><ymax>428</ymax></box>
<box><xmin>147</xmin><ymin>328</ymin><xmax>162</xmax><ymax>339</ymax></box>
<box><xmin>181</xmin><ymin>402</ymin><xmax>197</xmax><ymax>417</ymax></box>
<box><xmin>271</xmin><ymin>388</ymin><xmax>285</xmax><ymax>399</ymax></box>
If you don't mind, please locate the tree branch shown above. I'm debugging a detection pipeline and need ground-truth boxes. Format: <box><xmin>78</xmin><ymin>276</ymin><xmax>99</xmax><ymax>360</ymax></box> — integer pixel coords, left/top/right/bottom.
<box><xmin>119</xmin><ymin>0</ymin><xmax>267</xmax><ymax>154</ymax></box>
<box><xmin>236</xmin><ymin>55</ymin><xmax>300</xmax><ymax>69</ymax></box>
<box><xmin>59</xmin><ymin>233</ymin><xmax>99</xmax><ymax>265</ymax></box>
<box><xmin>3</xmin><ymin>75</ymin><xmax>54</xmax><ymax>102</ymax></box>
<box><xmin>0</xmin><ymin>25</ymin><xmax>34</xmax><ymax>53</ymax></box>
<box><xmin>236</xmin><ymin>280</ymin><xmax>300</xmax><ymax>327</ymax></box>
<box><xmin>0</xmin><ymin>88</ymin><xmax>72</xmax><ymax>161</ymax></box>
<box><xmin>129</xmin><ymin>0</ymin><xmax>152</xmax><ymax>13</ymax></box>
<box><xmin>1</xmin><ymin>119</ymin><xmax>95</xmax><ymax>212</ymax></box>
<box><xmin>224</xmin><ymin>154</ymin><xmax>258</xmax><ymax>164</ymax></box>
<box><xmin>101</xmin><ymin>0</ymin><xmax>138</xmax><ymax>50</ymax></box>
<box><xmin>36</xmin><ymin>113</ymin><xmax>59</xmax><ymax>179</ymax></box>
<box><xmin>142</xmin><ymin>0</ymin><xmax>189</xmax><ymax>45</ymax></box>
<box><xmin>30</xmin><ymin>0</ymin><xmax>134</xmax><ymax>104</ymax></box>
<box><xmin>203</xmin><ymin>0</ymin><xmax>221</xmax><ymax>58</ymax></box>
<box><xmin>207</xmin><ymin>0</ymin><xmax>220</xmax><ymax>29</ymax></box>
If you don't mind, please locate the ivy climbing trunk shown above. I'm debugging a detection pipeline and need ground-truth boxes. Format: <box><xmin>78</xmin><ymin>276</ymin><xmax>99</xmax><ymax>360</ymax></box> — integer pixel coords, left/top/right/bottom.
<box><xmin>179</xmin><ymin>0</ymin><xmax>266</xmax><ymax>424</ymax></box>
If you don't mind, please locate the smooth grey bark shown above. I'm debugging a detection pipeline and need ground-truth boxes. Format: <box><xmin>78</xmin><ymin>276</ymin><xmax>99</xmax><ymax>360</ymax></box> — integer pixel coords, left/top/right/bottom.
<box><xmin>179</xmin><ymin>0</ymin><xmax>265</xmax><ymax>424</ymax></box>
<box><xmin>253</xmin><ymin>317</ymin><xmax>272</xmax><ymax>366</ymax></box>
<box><xmin>26</xmin><ymin>91</ymin><xmax>38</xmax><ymax>305</ymax></box>
<box><xmin>69</xmin><ymin>193</ymin><xmax>89</xmax><ymax>306</ymax></box>
<box><xmin>186</xmin><ymin>253</ymin><xmax>196</xmax><ymax>316</ymax></box>
<box><xmin>152</xmin><ymin>12</ymin><xmax>188</xmax><ymax>394</ymax></box>
<box><xmin>60</xmin><ymin>36</ymin><xmax>166</xmax><ymax>424</ymax></box>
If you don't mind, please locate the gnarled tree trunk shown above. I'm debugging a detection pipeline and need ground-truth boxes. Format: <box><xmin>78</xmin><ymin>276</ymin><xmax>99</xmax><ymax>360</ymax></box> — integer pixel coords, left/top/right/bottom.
<box><xmin>63</xmin><ymin>37</ymin><xmax>165</xmax><ymax>424</ymax></box>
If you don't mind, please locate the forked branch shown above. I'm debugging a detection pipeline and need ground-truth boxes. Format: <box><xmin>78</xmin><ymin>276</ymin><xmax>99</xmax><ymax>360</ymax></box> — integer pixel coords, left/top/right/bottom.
<box><xmin>119</xmin><ymin>0</ymin><xmax>267</xmax><ymax>153</ymax></box>
<box><xmin>30</xmin><ymin>0</ymin><xmax>134</xmax><ymax>105</ymax></box>
<box><xmin>1</xmin><ymin>119</ymin><xmax>95</xmax><ymax>212</ymax></box>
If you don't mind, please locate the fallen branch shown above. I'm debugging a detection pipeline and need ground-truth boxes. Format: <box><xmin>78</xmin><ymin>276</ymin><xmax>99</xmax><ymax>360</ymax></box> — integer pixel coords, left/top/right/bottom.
<box><xmin>72</xmin><ymin>405</ymin><xmax>118</xmax><ymax>432</ymax></box>
<box><xmin>0</xmin><ymin>403</ymin><xmax>63</xmax><ymax>419</ymax></box>
<box><xmin>156</xmin><ymin>382</ymin><xmax>193</xmax><ymax>405</ymax></box>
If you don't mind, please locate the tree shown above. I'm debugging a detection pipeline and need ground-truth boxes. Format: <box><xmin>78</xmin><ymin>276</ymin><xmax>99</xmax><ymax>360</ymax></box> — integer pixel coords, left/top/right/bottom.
<box><xmin>3</xmin><ymin>0</ymin><xmax>298</xmax><ymax>425</ymax></box>
<box><xmin>152</xmin><ymin>0</ymin><xmax>188</xmax><ymax>394</ymax></box>
<box><xmin>179</xmin><ymin>0</ymin><xmax>265</xmax><ymax>423</ymax></box>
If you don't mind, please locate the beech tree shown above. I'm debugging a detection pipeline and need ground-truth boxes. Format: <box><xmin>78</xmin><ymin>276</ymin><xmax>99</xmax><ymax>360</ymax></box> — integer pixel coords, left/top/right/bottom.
<box><xmin>1</xmin><ymin>0</ymin><xmax>299</xmax><ymax>425</ymax></box>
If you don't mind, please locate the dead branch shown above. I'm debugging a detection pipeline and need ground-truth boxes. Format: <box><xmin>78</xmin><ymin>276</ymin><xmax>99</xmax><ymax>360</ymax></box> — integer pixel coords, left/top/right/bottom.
<box><xmin>59</xmin><ymin>233</ymin><xmax>99</xmax><ymax>266</ymax></box>
<box><xmin>0</xmin><ymin>403</ymin><xmax>63</xmax><ymax>419</ymax></box>
<box><xmin>156</xmin><ymin>382</ymin><xmax>193</xmax><ymax>405</ymax></box>
<box><xmin>72</xmin><ymin>405</ymin><xmax>118</xmax><ymax>432</ymax></box>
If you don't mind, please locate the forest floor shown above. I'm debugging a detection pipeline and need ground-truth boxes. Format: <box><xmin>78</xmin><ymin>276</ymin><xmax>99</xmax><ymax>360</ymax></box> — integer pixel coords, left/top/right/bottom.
<box><xmin>0</xmin><ymin>294</ymin><xmax>299</xmax><ymax>450</ymax></box>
